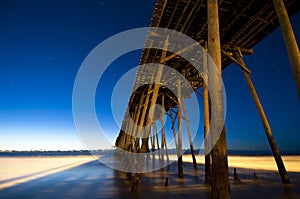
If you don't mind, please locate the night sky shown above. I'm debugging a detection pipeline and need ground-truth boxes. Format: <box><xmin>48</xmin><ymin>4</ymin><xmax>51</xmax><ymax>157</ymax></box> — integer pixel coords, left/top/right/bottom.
<box><xmin>0</xmin><ymin>0</ymin><xmax>299</xmax><ymax>151</ymax></box>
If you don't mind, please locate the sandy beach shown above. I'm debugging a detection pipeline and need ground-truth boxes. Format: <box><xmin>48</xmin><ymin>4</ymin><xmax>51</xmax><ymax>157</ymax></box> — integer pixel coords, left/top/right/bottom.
<box><xmin>178</xmin><ymin>154</ymin><xmax>300</xmax><ymax>172</ymax></box>
<box><xmin>0</xmin><ymin>155</ymin><xmax>299</xmax><ymax>199</ymax></box>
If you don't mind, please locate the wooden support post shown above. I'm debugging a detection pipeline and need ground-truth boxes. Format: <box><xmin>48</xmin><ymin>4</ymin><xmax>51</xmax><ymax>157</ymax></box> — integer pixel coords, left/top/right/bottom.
<box><xmin>177</xmin><ymin>77</ymin><xmax>183</xmax><ymax>178</ymax></box>
<box><xmin>134</xmin><ymin>80</ymin><xmax>154</xmax><ymax>146</ymax></box>
<box><xmin>140</xmin><ymin>71</ymin><xmax>163</xmax><ymax>152</ymax></box>
<box><xmin>153</xmin><ymin>121</ymin><xmax>161</xmax><ymax>161</ymax></box>
<box><xmin>131</xmin><ymin>95</ymin><xmax>146</xmax><ymax>150</ymax></box>
<box><xmin>151</xmin><ymin>124</ymin><xmax>155</xmax><ymax>167</ymax></box>
<box><xmin>170</xmin><ymin>107</ymin><xmax>178</xmax><ymax>150</ymax></box>
<box><xmin>132</xmin><ymin>37</ymin><xmax>169</xmax><ymax>182</ymax></box>
<box><xmin>164</xmin><ymin>133</ymin><xmax>169</xmax><ymax>165</ymax></box>
<box><xmin>116</xmin><ymin>118</ymin><xmax>128</xmax><ymax>149</ymax></box>
<box><xmin>116</xmin><ymin>92</ymin><xmax>136</xmax><ymax>148</ymax></box>
<box><xmin>133</xmin><ymin>106</ymin><xmax>144</xmax><ymax>152</ymax></box>
<box><xmin>272</xmin><ymin>0</ymin><xmax>300</xmax><ymax>99</ymax></box>
<box><xmin>161</xmin><ymin>94</ymin><xmax>166</xmax><ymax>148</ymax></box>
<box><xmin>129</xmin><ymin>75</ymin><xmax>154</xmax><ymax>151</ymax></box>
<box><xmin>123</xmin><ymin>100</ymin><xmax>144</xmax><ymax>172</ymax></box>
<box><xmin>203</xmin><ymin>45</ymin><xmax>212</xmax><ymax>185</ymax></box>
<box><xmin>244</xmin><ymin>72</ymin><xmax>290</xmax><ymax>184</ymax></box>
<box><xmin>204</xmin><ymin>83</ymin><xmax>212</xmax><ymax>184</ymax></box>
<box><xmin>182</xmin><ymin>99</ymin><xmax>198</xmax><ymax>170</ymax></box>
<box><xmin>142</xmin><ymin>36</ymin><xmax>169</xmax><ymax>142</ymax></box>
<box><xmin>132</xmin><ymin>76</ymin><xmax>154</xmax><ymax>187</ymax></box>
<box><xmin>123</xmin><ymin>120</ymin><xmax>132</xmax><ymax>149</ymax></box>
<box><xmin>117</xmin><ymin>130</ymin><xmax>126</xmax><ymax>150</ymax></box>
<box><xmin>207</xmin><ymin>0</ymin><xmax>230</xmax><ymax>198</ymax></box>
<box><xmin>235</xmin><ymin>53</ymin><xmax>291</xmax><ymax>184</ymax></box>
<box><xmin>233</xmin><ymin>168</ymin><xmax>241</xmax><ymax>182</ymax></box>
<box><xmin>151</xmin><ymin>124</ymin><xmax>155</xmax><ymax>151</ymax></box>
<box><xmin>161</xmin><ymin>94</ymin><xmax>165</xmax><ymax>164</ymax></box>
<box><xmin>203</xmin><ymin>84</ymin><xmax>211</xmax><ymax>184</ymax></box>
<box><xmin>195</xmin><ymin>88</ymin><xmax>204</xmax><ymax>99</ymax></box>
<box><xmin>161</xmin><ymin>94</ymin><xmax>169</xmax><ymax>165</ymax></box>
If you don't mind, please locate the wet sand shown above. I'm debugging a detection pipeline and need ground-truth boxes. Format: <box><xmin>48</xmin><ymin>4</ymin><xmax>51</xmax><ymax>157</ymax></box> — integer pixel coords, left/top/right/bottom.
<box><xmin>0</xmin><ymin>155</ymin><xmax>299</xmax><ymax>199</ymax></box>
<box><xmin>0</xmin><ymin>156</ymin><xmax>94</xmax><ymax>190</ymax></box>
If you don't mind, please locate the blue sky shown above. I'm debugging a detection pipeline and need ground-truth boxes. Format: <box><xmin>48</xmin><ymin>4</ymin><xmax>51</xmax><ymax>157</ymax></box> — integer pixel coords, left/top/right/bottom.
<box><xmin>0</xmin><ymin>0</ymin><xmax>299</xmax><ymax>151</ymax></box>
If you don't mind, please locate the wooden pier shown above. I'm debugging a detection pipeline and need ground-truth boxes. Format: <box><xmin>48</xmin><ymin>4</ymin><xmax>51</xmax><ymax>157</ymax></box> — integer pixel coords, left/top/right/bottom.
<box><xmin>115</xmin><ymin>0</ymin><xmax>300</xmax><ymax>198</ymax></box>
